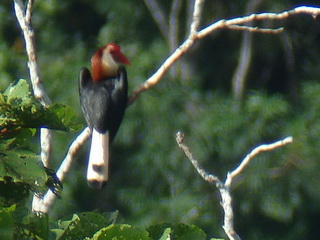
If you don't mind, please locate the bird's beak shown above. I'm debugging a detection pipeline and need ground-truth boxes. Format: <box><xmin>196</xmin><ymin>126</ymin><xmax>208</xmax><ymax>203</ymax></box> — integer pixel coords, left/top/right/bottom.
<box><xmin>116</xmin><ymin>52</ymin><xmax>130</xmax><ymax>66</ymax></box>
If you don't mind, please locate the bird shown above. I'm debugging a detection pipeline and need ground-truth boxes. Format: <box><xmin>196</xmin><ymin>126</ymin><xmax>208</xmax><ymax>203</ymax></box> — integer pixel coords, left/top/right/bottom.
<box><xmin>79</xmin><ymin>43</ymin><xmax>130</xmax><ymax>189</ymax></box>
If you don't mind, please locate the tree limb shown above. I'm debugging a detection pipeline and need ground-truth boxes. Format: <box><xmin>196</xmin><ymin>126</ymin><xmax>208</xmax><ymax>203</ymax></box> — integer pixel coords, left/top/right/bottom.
<box><xmin>128</xmin><ymin>5</ymin><xmax>320</xmax><ymax>105</ymax></box>
<box><xmin>128</xmin><ymin>0</ymin><xmax>205</xmax><ymax>105</ymax></box>
<box><xmin>13</xmin><ymin>0</ymin><xmax>52</xmax><ymax>166</ymax></box>
<box><xmin>32</xmin><ymin>128</ymin><xmax>91</xmax><ymax>213</ymax></box>
<box><xmin>176</xmin><ymin>132</ymin><xmax>293</xmax><ymax>240</ymax></box>
<box><xmin>13</xmin><ymin>0</ymin><xmax>54</xmax><ymax>212</ymax></box>
<box><xmin>225</xmin><ymin>136</ymin><xmax>293</xmax><ymax>187</ymax></box>
<box><xmin>13</xmin><ymin>0</ymin><xmax>51</xmax><ymax>106</ymax></box>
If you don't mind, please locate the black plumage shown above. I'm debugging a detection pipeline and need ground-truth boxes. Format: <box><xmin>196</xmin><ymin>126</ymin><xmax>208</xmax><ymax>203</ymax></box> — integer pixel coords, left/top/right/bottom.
<box><xmin>79</xmin><ymin>66</ymin><xmax>128</xmax><ymax>143</ymax></box>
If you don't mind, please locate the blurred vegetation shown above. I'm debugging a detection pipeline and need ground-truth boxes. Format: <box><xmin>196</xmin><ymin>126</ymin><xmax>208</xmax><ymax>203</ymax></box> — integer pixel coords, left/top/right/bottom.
<box><xmin>1</xmin><ymin>0</ymin><xmax>320</xmax><ymax>239</ymax></box>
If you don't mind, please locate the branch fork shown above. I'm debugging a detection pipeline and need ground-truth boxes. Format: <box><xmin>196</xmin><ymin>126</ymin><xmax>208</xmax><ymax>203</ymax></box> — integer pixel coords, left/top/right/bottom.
<box><xmin>176</xmin><ymin>132</ymin><xmax>293</xmax><ymax>240</ymax></box>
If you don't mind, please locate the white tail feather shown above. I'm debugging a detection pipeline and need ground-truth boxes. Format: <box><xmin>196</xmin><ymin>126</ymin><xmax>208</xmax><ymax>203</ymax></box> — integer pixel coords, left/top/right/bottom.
<box><xmin>87</xmin><ymin>129</ymin><xmax>109</xmax><ymax>185</ymax></box>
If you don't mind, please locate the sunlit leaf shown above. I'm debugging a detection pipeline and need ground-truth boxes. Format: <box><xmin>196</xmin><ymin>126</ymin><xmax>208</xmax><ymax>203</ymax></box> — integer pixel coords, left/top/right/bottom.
<box><xmin>4</xmin><ymin>79</ymin><xmax>33</xmax><ymax>104</ymax></box>
<box><xmin>0</xmin><ymin>79</ymin><xmax>83</xmax><ymax>133</ymax></box>
<box><xmin>93</xmin><ymin>224</ymin><xmax>151</xmax><ymax>240</ymax></box>
<box><xmin>44</xmin><ymin>103</ymin><xmax>83</xmax><ymax>132</ymax></box>
<box><xmin>52</xmin><ymin>212</ymin><xmax>110</xmax><ymax>240</ymax></box>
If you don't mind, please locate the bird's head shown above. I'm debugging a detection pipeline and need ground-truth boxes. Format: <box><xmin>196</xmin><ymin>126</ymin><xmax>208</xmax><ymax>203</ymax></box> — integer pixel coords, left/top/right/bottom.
<box><xmin>91</xmin><ymin>43</ymin><xmax>130</xmax><ymax>82</ymax></box>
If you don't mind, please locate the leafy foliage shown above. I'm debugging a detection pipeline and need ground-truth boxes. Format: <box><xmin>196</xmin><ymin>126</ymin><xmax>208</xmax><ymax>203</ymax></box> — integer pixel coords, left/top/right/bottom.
<box><xmin>0</xmin><ymin>149</ymin><xmax>46</xmax><ymax>201</ymax></box>
<box><xmin>50</xmin><ymin>211</ymin><xmax>210</xmax><ymax>240</ymax></box>
<box><xmin>0</xmin><ymin>79</ymin><xmax>81</xmax><ymax>207</ymax></box>
<box><xmin>0</xmin><ymin>205</ymin><xmax>49</xmax><ymax>240</ymax></box>
<box><xmin>0</xmin><ymin>79</ymin><xmax>82</xmax><ymax>133</ymax></box>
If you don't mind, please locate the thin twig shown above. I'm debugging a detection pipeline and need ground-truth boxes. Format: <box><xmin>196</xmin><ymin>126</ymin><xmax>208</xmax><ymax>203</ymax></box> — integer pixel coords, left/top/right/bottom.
<box><xmin>25</xmin><ymin>0</ymin><xmax>33</xmax><ymax>24</ymax></box>
<box><xmin>56</xmin><ymin>127</ymin><xmax>91</xmax><ymax>181</ymax></box>
<box><xmin>190</xmin><ymin>0</ymin><xmax>205</xmax><ymax>36</ymax></box>
<box><xmin>226</xmin><ymin>136</ymin><xmax>293</xmax><ymax>187</ymax></box>
<box><xmin>186</xmin><ymin>0</ymin><xmax>196</xmax><ymax>37</ymax></box>
<box><xmin>198</xmin><ymin>6</ymin><xmax>320</xmax><ymax>38</ymax></box>
<box><xmin>176</xmin><ymin>132</ymin><xmax>223</xmax><ymax>186</ymax></box>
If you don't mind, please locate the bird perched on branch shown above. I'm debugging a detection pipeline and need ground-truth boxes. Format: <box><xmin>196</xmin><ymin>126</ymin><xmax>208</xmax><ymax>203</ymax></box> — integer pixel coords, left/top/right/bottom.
<box><xmin>79</xmin><ymin>43</ymin><xmax>130</xmax><ymax>189</ymax></box>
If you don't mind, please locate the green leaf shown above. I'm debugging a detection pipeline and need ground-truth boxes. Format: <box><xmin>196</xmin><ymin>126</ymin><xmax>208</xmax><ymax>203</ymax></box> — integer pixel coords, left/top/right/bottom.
<box><xmin>52</xmin><ymin>212</ymin><xmax>109</xmax><ymax>240</ymax></box>
<box><xmin>93</xmin><ymin>224</ymin><xmax>151</xmax><ymax>240</ymax></box>
<box><xmin>44</xmin><ymin>103</ymin><xmax>83</xmax><ymax>132</ymax></box>
<box><xmin>0</xmin><ymin>149</ymin><xmax>47</xmax><ymax>195</ymax></box>
<box><xmin>102</xmin><ymin>210</ymin><xmax>120</xmax><ymax>224</ymax></box>
<box><xmin>0</xmin><ymin>80</ymin><xmax>83</xmax><ymax>133</ymax></box>
<box><xmin>4</xmin><ymin>79</ymin><xmax>33</xmax><ymax>104</ymax></box>
<box><xmin>52</xmin><ymin>214</ymin><xmax>80</xmax><ymax>240</ymax></box>
<box><xmin>158</xmin><ymin>227</ymin><xmax>171</xmax><ymax>240</ymax></box>
<box><xmin>3</xmin><ymin>206</ymin><xmax>49</xmax><ymax>240</ymax></box>
<box><xmin>18</xmin><ymin>212</ymin><xmax>49</xmax><ymax>240</ymax></box>
<box><xmin>0</xmin><ymin>93</ymin><xmax>6</xmax><ymax>105</ymax></box>
<box><xmin>147</xmin><ymin>223</ymin><xmax>207</xmax><ymax>240</ymax></box>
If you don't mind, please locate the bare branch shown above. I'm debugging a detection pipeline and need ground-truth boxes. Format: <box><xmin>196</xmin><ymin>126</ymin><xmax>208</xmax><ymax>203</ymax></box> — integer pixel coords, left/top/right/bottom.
<box><xmin>176</xmin><ymin>132</ymin><xmax>293</xmax><ymax>240</ymax></box>
<box><xmin>227</xmin><ymin>25</ymin><xmax>284</xmax><ymax>33</ymax></box>
<box><xmin>40</xmin><ymin>129</ymin><xmax>52</xmax><ymax>168</ymax></box>
<box><xmin>32</xmin><ymin>127</ymin><xmax>91</xmax><ymax>213</ymax></box>
<box><xmin>220</xmin><ymin>186</ymin><xmax>241</xmax><ymax>240</ymax></box>
<box><xmin>176</xmin><ymin>132</ymin><xmax>240</xmax><ymax>239</ymax></box>
<box><xmin>198</xmin><ymin>6</ymin><xmax>320</xmax><ymax>38</ymax></box>
<box><xmin>14</xmin><ymin>0</ymin><xmax>55</xmax><ymax>212</ymax></box>
<box><xmin>14</xmin><ymin>0</ymin><xmax>52</xmax><ymax>167</ymax></box>
<box><xmin>189</xmin><ymin>0</ymin><xmax>205</xmax><ymax>36</ymax></box>
<box><xmin>176</xmin><ymin>132</ymin><xmax>223</xmax><ymax>186</ymax></box>
<box><xmin>226</xmin><ymin>136</ymin><xmax>293</xmax><ymax>187</ymax></box>
<box><xmin>128</xmin><ymin>5</ymin><xmax>320</xmax><ymax>105</ymax></box>
<box><xmin>13</xmin><ymin>0</ymin><xmax>51</xmax><ymax>106</ymax></box>
<box><xmin>128</xmin><ymin>0</ymin><xmax>205</xmax><ymax>105</ymax></box>
<box><xmin>25</xmin><ymin>0</ymin><xmax>33</xmax><ymax>24</ymax></box>
<box><xmin>56</xmin><ymin>128</ymin><xmax>91</xmax><ymax>181</ymax></box>
<box><xmin>185</xmin><ymin>0</ymin><xmax>196</xmax><ymax>37</ymax></box>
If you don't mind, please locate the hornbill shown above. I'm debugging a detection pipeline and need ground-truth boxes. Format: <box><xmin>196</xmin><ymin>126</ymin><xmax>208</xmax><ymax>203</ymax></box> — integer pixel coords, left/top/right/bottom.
<box><xmin>79</xmin><ymin>43</ymin><xmax>130</xmax><ymax>189</ymax></box>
